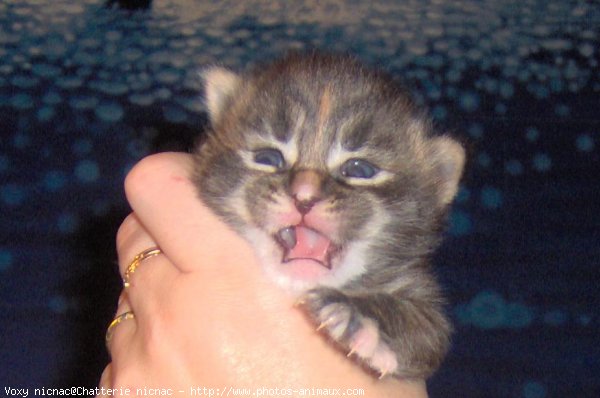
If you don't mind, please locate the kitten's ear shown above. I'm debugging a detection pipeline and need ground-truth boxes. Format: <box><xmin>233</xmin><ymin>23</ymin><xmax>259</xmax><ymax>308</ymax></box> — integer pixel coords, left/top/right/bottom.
<box><xmin>428</xmin><ymin>136</ymin><xmax>465</xmax><ymax>207</ymax></box>
<box><xmin>202</xmin><ymin>67</ymin><xmax>240</xmax><ymax>123</ymax></box>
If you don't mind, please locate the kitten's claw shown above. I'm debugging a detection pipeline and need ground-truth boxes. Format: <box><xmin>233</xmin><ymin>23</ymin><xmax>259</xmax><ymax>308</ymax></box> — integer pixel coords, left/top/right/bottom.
<box><xmin>315</xmin><ymin>302</ymin><xmax>351</xmax><ymax>340</ymax></box>
<box><xmin>293</xmin><ymin>297</ymin><xmax>306</xmax><ymax>307</ymax></box>
<box><xmin>316</xmin><ymin>321</ymin><xmax>328</xmax><ymax>331</ymax></box>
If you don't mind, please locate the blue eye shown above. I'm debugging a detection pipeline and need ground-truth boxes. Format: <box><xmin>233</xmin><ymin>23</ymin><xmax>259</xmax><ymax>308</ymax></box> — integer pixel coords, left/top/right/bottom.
<box><xmin>340</xmin><ymin>159</ymin><xmax>379</xmax><ymax>179</ymax></box>
<box><xmin>253</xmin><ymin>148</ymin><xmax>285</xmax><ymax>169</ymax></box>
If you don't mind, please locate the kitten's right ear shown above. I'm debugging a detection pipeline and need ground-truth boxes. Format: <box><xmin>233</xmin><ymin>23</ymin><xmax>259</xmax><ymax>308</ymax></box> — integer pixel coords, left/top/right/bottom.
<box><xmin>202</xmin><ymin>67</ymin><xmax>240</xmax><ymax>123</ymax></box>
<box><xmin>428</xmin><ymin>136</ymin><xmax>466</xmax><ymax>208</ymax></box>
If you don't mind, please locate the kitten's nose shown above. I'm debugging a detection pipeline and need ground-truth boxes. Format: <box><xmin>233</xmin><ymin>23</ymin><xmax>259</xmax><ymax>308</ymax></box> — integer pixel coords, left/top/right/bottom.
<box><xmin>290</xmin><ymin>170</ymin><xmax>322</xmax><ymax>214</ymax></box>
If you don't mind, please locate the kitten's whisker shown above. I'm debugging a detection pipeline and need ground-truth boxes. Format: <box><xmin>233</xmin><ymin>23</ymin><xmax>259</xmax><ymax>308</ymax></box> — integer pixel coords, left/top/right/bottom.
<box><xmin>378</xmin><ymin>371</ymin><xmax>387</xmax><ymax>380</ymax></box>
<box><xmin>347</xmin><ymin>348</ymin><xmax>356</xmax><ymax>357</ymax></box>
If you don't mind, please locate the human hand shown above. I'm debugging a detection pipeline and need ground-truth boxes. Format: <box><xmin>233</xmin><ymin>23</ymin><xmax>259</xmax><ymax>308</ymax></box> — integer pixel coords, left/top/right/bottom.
<box><xmin>98</xmin><ymin>152</ymin><xmax>428</xmax><ymax>398</ymax></box>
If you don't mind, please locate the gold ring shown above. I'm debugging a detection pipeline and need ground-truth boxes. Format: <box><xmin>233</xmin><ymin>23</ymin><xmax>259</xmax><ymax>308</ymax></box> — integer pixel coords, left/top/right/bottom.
<box><xmin>105</xmin><ymin>311</ymin><xmax>135</xmax><ymax>347</ymax></box>
<box><xmin>123</xmin><ymin>247</ymin><xmax>162</xmax><ymax>287</ymax></box>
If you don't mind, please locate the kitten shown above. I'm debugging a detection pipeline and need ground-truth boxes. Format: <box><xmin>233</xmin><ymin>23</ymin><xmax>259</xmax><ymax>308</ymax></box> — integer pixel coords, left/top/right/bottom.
<box><xmin>193</xmin><ymin>53</ymin><xmax>465</xmax><ymax>379</ymax></box>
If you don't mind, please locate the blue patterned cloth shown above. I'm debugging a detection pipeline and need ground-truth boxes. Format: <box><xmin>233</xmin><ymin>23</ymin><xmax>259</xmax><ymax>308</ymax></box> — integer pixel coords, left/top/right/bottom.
<box><xmin>1</xmin><ymin>1</ymin><xmax>598</xmax><ymax>396</ymax></box>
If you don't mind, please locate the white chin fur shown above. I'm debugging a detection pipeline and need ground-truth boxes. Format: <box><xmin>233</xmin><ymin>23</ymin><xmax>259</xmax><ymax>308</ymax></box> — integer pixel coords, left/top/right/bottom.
<box><xmin>241</xmin><ymin>226</ymin><xmax>368</xmax><ymax>295</ymax></box>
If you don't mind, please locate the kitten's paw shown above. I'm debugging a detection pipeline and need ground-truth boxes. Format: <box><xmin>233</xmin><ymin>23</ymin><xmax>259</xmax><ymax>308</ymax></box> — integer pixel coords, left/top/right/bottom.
<box><xmin>347</xmin><ymin>317</ymin><xmax>379</xmax><ymax>358</ymax></box>
<box><xmin>346</xmin><ymin>317</ymin><xmax>398</xmax><ymax>378</ymax></box>
<box><xmin>370</xmin><ymin>344</ymin><xmax>399</xmax><ymax>379</ymax></box>
<box><xmin>302</xmin><ymin>289</ymin><xmax>399</xmax><ymax>378</ymax></box>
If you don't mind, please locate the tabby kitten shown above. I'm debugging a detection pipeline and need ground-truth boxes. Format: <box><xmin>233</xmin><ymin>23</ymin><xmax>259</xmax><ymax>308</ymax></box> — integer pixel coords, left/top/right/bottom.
<box><xmin>193</xmin><ymin>53</ymin><xmax>465</xmax><ymax>379</ymax></box>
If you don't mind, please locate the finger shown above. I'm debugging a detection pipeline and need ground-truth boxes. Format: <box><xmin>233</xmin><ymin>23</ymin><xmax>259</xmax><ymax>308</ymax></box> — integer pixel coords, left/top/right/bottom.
<box><xmin>115</xmin><ymin>213</ymin><xmax>180</xmax><ymax>315</ymax></box>
<box><xmin>116</xmin><ymin>212</ymin><xmax>178</xmax><ymax>292</ymax></box>
<box><xmin>96</xmin><ymin>364</ymin><xmax>112</xmax><ymax>396</ymax></box>
<box><xmin>116</xmin><ymin>213</ymin><xmax>160</xmax><ymax>278</ymax></box>
<box><xmin>124</xmin><ymin>152</ymin><xmax>257</xmax><ymax>274</ymax></box>
<box><xmin>105</xmin><ymin>292</ymin><xmax>136</xmax><ymax>354</ymax></box>
<box><xmin>115</xmin><ymin>291</ymin><xmax>132</xmax><ymax>317</ymax></box>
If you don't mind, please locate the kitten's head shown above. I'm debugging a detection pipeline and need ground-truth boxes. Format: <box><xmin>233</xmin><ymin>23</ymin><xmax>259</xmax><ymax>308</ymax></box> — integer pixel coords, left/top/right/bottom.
<box><xmin>194</xmin><ymin>53</ymin><xmax>464</xmax><ymax>292</ymax></box>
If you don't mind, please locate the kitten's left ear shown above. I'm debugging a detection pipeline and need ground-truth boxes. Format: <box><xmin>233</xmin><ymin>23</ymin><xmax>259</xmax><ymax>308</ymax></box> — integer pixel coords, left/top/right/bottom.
<box><xmin>428</xmin><ymin>136</ymin><xmax>466</xmax><ymax>207</ymax></box>
<box><xmin>202</xmin><ymin>67</ymin><xmax>240</xmax><ymax>123</ymax></box>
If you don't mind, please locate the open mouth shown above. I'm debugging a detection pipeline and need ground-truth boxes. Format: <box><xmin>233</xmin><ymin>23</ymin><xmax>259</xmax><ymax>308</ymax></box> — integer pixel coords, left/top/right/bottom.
<box><xmin>275</xmin><ymin>225</ymin><xmax>338</xmax><ymax>269</ymax></box>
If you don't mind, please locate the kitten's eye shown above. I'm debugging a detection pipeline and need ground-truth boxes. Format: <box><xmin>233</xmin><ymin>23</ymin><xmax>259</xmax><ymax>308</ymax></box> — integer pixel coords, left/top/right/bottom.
<box><xmin>253</xmin><ymin>148</ymin><xmax>285</xmax><ymax>169</ymax></box>
<box><xmin>340</xmin><ymin>158</ymin><xmax>379</xmax><ymax>179</ymax></box>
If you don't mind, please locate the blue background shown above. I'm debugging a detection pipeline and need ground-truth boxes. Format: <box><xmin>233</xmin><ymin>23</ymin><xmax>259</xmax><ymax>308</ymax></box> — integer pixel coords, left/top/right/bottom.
<box><xmin>1</xmin><ymin>1</ymin><xmax>599</xmax><ymax>397</ymax></box>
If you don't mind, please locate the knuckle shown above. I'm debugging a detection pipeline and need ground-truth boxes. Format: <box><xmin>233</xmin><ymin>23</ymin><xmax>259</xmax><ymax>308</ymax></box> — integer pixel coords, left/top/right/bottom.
<box><xmin>116</xmin><ymin>213</ymin><xmax>140</xmax><ymax>255</ymax></box>
<box><xmin>139</xmin><ymin>311</ymin><xmax>170</xmax><ymax>359</ymax></box>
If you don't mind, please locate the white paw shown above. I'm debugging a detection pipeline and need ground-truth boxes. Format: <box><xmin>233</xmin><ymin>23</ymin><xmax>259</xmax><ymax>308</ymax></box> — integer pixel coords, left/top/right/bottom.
<box><xmin>370</xmin><ymin>343</ymin><xmax>399</xmax><ymax>378</ymax></box>
<box><xmin>347</xmin><ymin>318</ymin><xmax>398</xmax><ymax>378</ymax></box>
<box><xmin>348</xmin><ymin>317</ymin><xmax>380</xmax><ymax>358</ymax></box>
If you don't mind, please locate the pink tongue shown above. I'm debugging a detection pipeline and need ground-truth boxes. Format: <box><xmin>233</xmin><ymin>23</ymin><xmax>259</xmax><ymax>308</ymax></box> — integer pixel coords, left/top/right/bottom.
<box><xmin>285</xmin><ymin>226</ymin><xmax>331</xmax><ymax>266</ymax></box>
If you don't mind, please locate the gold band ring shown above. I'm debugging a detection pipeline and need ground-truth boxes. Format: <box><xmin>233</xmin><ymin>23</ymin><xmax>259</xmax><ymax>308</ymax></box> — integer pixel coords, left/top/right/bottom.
<box><xmin>123</xmin><ymin>247</ymin><xmax>162</xmax><ymax>287</ymax></box>
<box><xmin>105</xmin><ymin>311</ymin><xmax>135</xmax><ymax>347</ymax></box>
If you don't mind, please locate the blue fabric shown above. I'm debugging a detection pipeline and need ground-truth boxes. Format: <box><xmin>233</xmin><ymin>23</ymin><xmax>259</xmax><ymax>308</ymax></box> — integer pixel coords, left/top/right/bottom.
<box><xmin>1</xmin><ymin>1</ymin><xmax>598</xmax><ymax>396</ymax></box>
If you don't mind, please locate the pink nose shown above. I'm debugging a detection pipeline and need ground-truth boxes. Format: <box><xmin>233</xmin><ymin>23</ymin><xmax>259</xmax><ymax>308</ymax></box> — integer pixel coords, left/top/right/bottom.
<box><xmin>290</xmin><ymin>170</ymin><xmax>322</xmax><ymax>214</ymax></box>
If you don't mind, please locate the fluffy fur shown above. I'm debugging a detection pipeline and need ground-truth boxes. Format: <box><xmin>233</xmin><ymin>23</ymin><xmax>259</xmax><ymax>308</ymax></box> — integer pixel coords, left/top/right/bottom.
<box><xmin>193</xmin><ymin>53</ymin><xmax>465</xmax><ymax>379</ymax></box>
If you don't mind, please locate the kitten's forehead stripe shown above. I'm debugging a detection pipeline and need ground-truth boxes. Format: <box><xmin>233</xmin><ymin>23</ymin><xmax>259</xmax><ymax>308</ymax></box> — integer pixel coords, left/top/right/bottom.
<box><xmin>316</xmin><ymin>85</ymin><xmax>333</xmax><ymax>145</ymax></box>
<box><xmin>305</xmin><ymin>84</ymin><xmax>334</xmax><ymax>167</ymax></box>
<box><xmin>293</xmin><ymin>84</ymin><xmax>336</xmax><ymax>169</ymax></box>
